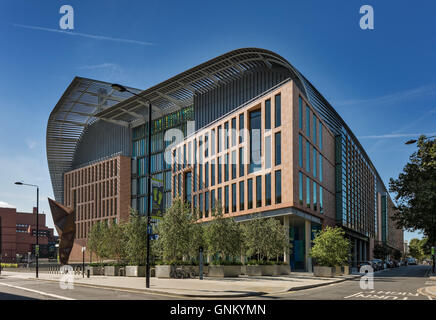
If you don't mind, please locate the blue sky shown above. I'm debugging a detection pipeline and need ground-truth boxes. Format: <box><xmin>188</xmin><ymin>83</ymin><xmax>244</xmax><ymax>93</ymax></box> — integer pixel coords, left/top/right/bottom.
<box><xmin>0</xmin><ymin>0</ymin><xmax>435</xmax><ymax>242</ymax></box>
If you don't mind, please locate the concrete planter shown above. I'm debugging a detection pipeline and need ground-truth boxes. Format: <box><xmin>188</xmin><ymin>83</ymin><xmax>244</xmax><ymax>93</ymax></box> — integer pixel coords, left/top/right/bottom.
<box><xmin>208</xmin><ymin>265</ymin><xmax>241</xmax><ymax>277</ymax></box>
<box><xmin>126</xmin><ymin>266</ymin><xmax>146</xmax><ymax>277</ymax></box>
<box><xmin>341</xmin><ymin>266</ymin><xmax>350</xmax><ymax>275</ymax></box>
<box><xmin>280</xmin><ymin>264</ymin><xmax>291</xmax><ymax>275</ymax></box>
<box><xmin>261</xmin><ymin>265</ymin><xmax>275</xmax><ymax>276</ymax></box>
<box><xmin>155</xmin><ymin>265</ymin><xmax>201</xmax><ymax>278</ymax></box>
<box><xmin>245</xmin><ymin>265</ymin><xmax>262</xmax><ymax>276</ymax></box>
<box><xmin>313</xmin><ymin>266</ymin><xmax>335</xmax><ymax>277</ymax></box>
<box><xmin>86</xmin><ymin>266</ymin><xmax>104</xmax><ymax>276</ymax></box>
<box><xmin>156</xmin><ymin>265</ymin><xmax>172</xmax><ymax>278</ymax></box>
<box><xmin>104</xmin><ymin>266</ymin><xmax>120</xmax><ymax>276</ymax></box>
<box><xmin>334</xmin><ymin>266</ymin><xmax>343</xmax><ymax>276</ymax></box>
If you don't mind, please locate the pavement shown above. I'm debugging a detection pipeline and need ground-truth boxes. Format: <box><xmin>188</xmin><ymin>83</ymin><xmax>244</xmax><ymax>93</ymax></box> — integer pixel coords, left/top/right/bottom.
<box><xmin>0</xmin><ymin>270</ymin><xmax>361</xmax><ymax>298</ymax></box>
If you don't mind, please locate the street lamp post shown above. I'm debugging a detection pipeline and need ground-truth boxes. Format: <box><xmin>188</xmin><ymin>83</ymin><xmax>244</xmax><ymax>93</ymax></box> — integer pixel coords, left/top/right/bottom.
<box><xmin>82</xmin><ymin>246</ymin><xmax>86</xmax><ymax>278</ymax></box>
<box><xmin>111</xmin><ymin>83</ymin><xmax>153</xmax><ymax>288</ymax></box>
<box><xmin>15</xmin><ymin>182</ymin><xmax>39</xmax><ymax>278</ymax></box>
<box><xmin>404</xmin><ymin>135</ymin><xmax>436</xmax><ymax>273</ymax></box>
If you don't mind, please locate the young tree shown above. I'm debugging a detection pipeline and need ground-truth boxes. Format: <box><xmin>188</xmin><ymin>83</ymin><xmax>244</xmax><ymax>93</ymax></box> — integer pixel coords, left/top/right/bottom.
<box><xmin>87</xmin><ymin>221</ymin><xmax>110</xmax><ymax>263</ymax></box>
<box><xmin>124</xmin><ymin>208</ymin><xmax>148</xmax><ymax>266</ymax></box>
<box><xmin>310</xmin><ymin>226</ymin><xmax>351</xmax><ymax>267</ymax></box>
<box><xmin>204</xmin><ymin>202</ymin><xmax>242</xmax><ymax>263</ymax></box>
<box><xmin>105</xmin><ymin>220</ymin><xmax>127</xmax><ymax>263</ymax></box>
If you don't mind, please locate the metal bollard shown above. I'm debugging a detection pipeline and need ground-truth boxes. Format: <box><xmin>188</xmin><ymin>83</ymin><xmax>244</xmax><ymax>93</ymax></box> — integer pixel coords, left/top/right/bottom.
<box><xmin>87</xmin><ymin>269</ymin><xmax>90</xmax><ymax>278</ymax></box>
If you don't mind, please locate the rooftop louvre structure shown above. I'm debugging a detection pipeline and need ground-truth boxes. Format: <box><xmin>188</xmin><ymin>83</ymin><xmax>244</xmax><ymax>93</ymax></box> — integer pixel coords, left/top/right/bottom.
<box><xmin>47</xmin><ymin>48</ymin><xmax>403</xmax><ymax>266</ymax></box>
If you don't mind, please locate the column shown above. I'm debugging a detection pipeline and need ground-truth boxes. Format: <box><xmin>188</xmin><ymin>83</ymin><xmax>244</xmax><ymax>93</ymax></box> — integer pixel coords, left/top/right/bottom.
<box><xmin>283</xmin><ymin>215</ymin><xmax>290</xmax><ymax>265</ymax></box>
<box><xmin>305</xmin><ymin>220</ymin><xmax>312</xmax><ymax>272</ymax></box>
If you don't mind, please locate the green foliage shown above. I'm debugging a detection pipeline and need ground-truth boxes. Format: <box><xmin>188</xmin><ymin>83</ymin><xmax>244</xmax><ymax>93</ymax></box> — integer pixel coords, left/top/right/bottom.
<box><xmin>1</xmin><ymin>263</ymin><xmax>18</xmax><ymax>268</ymax></box>
<box><xmin>310</xmin><ymin>226</ymin><xmax>351</xmax><ymax>267</ymax></box>
<box><xmin>154</xmin><ymin>197</ymin><xmax>204</xmax><ymax>263</ymax></box>
<box><xmin>124</xmin><ymin>208</ymin><xmax>149</xmax><ymax>266</ymax></box>
<box><xmin>408</xmin><ymin>237</ymin><xmax>430</xmax><ymax>261</ymax></box>
<box><xmin>87</xmin><ymin>221</ymin><xmax>110</xmax><ymax>262</ymax></box>
<box><xmin>204</xmin><ymin>202</ymin><xmax>242</xmax><ymax>263</ymax></box>
<box><xmin>104</xmin><ymin>220</ymin><xmax>128</xmax><ymax>263</ymax></box>
<box><xmin>241</xmin><ymin>214</ymin><xmax>288</xmax><ymax>261</ymax></box>
<box><xmin>389</xmin><ymin>136</ymin><xmax>436</xmax><ymax>246</ymax></box>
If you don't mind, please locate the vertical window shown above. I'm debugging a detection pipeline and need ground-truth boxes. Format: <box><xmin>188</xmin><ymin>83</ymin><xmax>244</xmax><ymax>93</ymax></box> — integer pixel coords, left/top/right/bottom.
<box><xmin>319</xmin><ymin>121</ymin><xmax>323</xmax><ymax>150</ymax></box>
<box><xmin>211</xmin><ymin>159</ymin><xmax>215</xmax><ymax>186</ymax></box>
<box><xmin>204</xmin><ymin>133</ymin><xmax>209</xmax><ymax>158</ymax></box>
<box><xmin>218</xmin><ymin>125</ymin><xmax>222</xmax><ymax>153</ymax></box>
<box><xmin>199</xmin><ymin>164</ymin><xmax>203</xmax><ymax>190</ymax></box>
<box><xmin>188</xmin><ymin>141</ymin><xmax>192</xmax><ymax>166</ymax></box>
<box><xmin>306</xmin><ymin>106</ymin><xmax>310</xmax><ymax>137</ymax></box>
<box><xmin>231</xmin><ymin>117</ymin><xmax>237</xmax><ymax>147</ymax></box>
<box><xmin>231</xmin><ymin>183</ymin><xmax>236</xmax><ymax>212</ymax></box>
<box><xmin>199</xmin><ymin>193</ymin><xmax>203</xmax><ymax>218</ymax></box>
<box><xmin>299</xmin><ymin>134</ymin><xmax>303</xmax><ymax>167</ymax></box>
<box><xmin>313</xmin><ymin>115</ymin><xmax>317</xmax><ymax>145</ymax></box>
<box><xmin>205</xmin><ymin>191</ymin><xmax>209</xmax><ymax>217</ymax></box>
<box><xmin>319</xmin><ymin>185</ymin><xmax>323</xmax><ymax>214</ymax></box>
<box><xmin>319</xmin><ymin>154</ymin><xmax>323</xmax><ymax>182</ymax></box>
<box><xmin>218</xmin><ymin>156</ymin><xmax>222</xmax><ymax>184</ymax></box>
<box><xmin>248</xmin><ymin>178</ymin><xmax>253</xmax><ymax>209</ymax></box>
<box><xmin>239</xmin><ymin>181</ymin><xmax>244</xmax><ymax>210</ymax></box>
<box><xmin>218</xmin><ymin>187</ymin><xmax>222</xmax><ymax>208</ymax></box>
<box><xmin>183</xmin><ymin>144</ymin><xmax>186</xmax><ymax>168</ymax></box>
<box><xmin>185</xmin><ymin>172</ymin><xmax>192</xmax><ymax>204</ymax></box>
<box><xmin>231</xmin><ymin>150</ymin><xmax>236</xmax><ymax>180</ymax></box>
<box><xmin>224</xmin><ymin>185</ymin><xmax>229</xmax><ymax>213</ymax></box>
<box><xmin>313</xmin><ymin>148</ymin><xmax>317</xmax><ymax>178</ymax></box>
<box><xmin>172</xmin><ymin>149</ymin><xmax>176</xmax><ymax>173</ymax></box>
<box><xmin>313</xmin><ymin>181</ymin><xmax>317</xmax><ymax>211</ymax></box>
<box><xmin>265</xmin><ymin>173</ymin><xmax>271</xmax><ymax>206</ymax></box>
<box><xmin>265</xmin><ymin>136</ymin><xmax>271</xmax><ymax>169</ymax></box>
<box><xmin>193</xmin><ymin>165</ymin><xmax>197</xmax><ymax>192</ymax></box>
<box><xmin>275</xmin><ymin>132</ymin><xmax>281</xmax><ymax>166</ymax></box>
<box><xmin>265</xmin><ymin>99</ymin><xmax>271</xmax><ymax>130</ymax></box>
<box><xmin>299</xmin><ymin>96</ymin><xmax>303</xmax><ymax>130</ymax></box>
<box><xmin>205</xmin><ymin>162</ymin><xmax>209</xmax><ymax>188</ymax></box>
<box><xmin>178</xmin><ymin>174</ymin><xmax>181</xmax><ymax>196</ymax></box>
<box><xmin>306</xmin><ymin>177</ymin><xmax>310</xmax><ymax>208</ymax></box>
<box><xmin>211</xmin><ymin>129</ymin><xmax>216</xmax><ymax>156</ymax></box>
<box><xmin>239</xmin><ymin>114</ymin><xmax>244</xmax><ymax>143</ymax></box>
<box><xmin>275</xmin><ymin>94</ymin><xmax>281</xmax><ymax>127</ymax></box>
<box><xmin>211</xmin><ymin>189</ymin><xmax>216</xmax><ymax>210</ymax></box>
<box><xmin>306</xmin><ymin>141</ymin><xmax>310</xmax><ymax>172</ymax></box>
<box><xmin>275</xmin><ymin>170</ymin><xmax>282</xmax><ymax>204</ymax></box>
<box><xmin>224</xmin><ymin>122</ymin><xmax>229</xmax><ymax>150</ymax></box>
<box><xmin>256</xmin><ymin>176</ymin><xmax>262</xmax><ymax>208</ymax></box>
<box><xmin>239</xmin><ymin>147</ymin><xmax>244</xmax><ymax>177</ymax></box>
<box><xmin>249</xmin><ymin>110</ymin><xmax>262</xmax><ymax>173</ymax></box>
<box><xmin>225</xmin><ymin>153</ymin><xmax>229</xmax><ymax>182</ymax></box>
<box><xmin>298</xmin><ymin>172</ymin><xmax>303</xmax><ymax>205</ymax></box>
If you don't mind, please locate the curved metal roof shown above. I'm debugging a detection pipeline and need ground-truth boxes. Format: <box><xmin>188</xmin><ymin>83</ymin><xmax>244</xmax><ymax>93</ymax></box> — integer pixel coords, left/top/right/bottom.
<box><xmin>46</xmin><ymin>77</ymin><xmax>140</xmax><ymax>202</ymax></box>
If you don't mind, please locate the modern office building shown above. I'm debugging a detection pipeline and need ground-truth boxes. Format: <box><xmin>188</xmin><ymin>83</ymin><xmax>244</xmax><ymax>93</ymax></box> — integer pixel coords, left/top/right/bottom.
<box><xmin>47</xmin><ymin>48</ymin><xmax>403</xmax><ymax>266</ymax></box>
<box><xmin>0</xmin><ymin>205</ymin><xmax>57</xmax><ymax>263</ymax></box>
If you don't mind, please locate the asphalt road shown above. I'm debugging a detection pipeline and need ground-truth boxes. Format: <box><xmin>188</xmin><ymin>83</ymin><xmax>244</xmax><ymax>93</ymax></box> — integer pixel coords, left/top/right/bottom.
<box><xmin>252</xmin><ymin>265</ymin><xmax>432</xmax><ymax>300</ymax></box>
<box><xmin>0</xmin><ymin>265</ymin><xmax>432</xmax><ymax>300</ymax></box>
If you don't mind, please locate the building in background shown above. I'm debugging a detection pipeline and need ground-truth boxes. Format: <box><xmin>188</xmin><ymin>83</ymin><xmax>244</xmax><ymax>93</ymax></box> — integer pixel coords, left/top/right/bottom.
<box><xmin>0</xmin><ymin>206</ymin><xmax>57</xmax><ymax>263</ymax></box>
<box><xmin>47</xmin><ymin>48</ymin><xmax>403</xmax><ymax>267</ymax></box>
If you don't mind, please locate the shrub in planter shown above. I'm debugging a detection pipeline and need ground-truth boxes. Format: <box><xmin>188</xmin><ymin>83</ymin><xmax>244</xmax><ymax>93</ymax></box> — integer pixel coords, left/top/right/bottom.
<box><xmin>245</xmin><ymin>261</ymin><xmax>262</xmax><ymax>276</ymax></box>
<box><xmin>126</xmin><ymin>265</ymin><xmax>146</xmax><ymax>277</ymax></box>
<box><xmin>104</xmin><ymin>265</ymin><xmax>120</xmax><ymax>276</ymax></box>
<box><xmin>313</xmin><ymin>266</ymin><xmax>335</xmax><ymax>277</ymax></box>
<box><xmin>208</xmin><ymin>260</ymin><xmax>242</xmax><ymax>277</ymax></box>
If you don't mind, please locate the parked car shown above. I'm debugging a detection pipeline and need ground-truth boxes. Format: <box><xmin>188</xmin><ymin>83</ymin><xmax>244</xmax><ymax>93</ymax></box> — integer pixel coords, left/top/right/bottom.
<box><xmin>371</xmin><ymin>259</ymin><xmax>384</xmax><ymax>271</ymax></box>
<box><xmin>357</xmin><ymin>261</ymin><xmax>373</xmax><ymax>271</ymax></box>
<box><xmin>407</xmin><ymin>257</ymin><xmax>417</xmax><ymax>265</ymax></box>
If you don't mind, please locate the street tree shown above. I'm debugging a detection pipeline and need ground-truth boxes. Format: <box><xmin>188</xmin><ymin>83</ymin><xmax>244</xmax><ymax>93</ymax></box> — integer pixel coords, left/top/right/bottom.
<box><xmin>310</xmin><ymin>226</ymin><xmax>351</xmax><ymax>267</ymax></box>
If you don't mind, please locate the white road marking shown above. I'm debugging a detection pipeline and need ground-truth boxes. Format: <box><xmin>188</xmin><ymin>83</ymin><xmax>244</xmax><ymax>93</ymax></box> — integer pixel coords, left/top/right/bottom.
<box><xmin>0</xmin><ymin>282</ymin><xmax>75</xmax><ymax>300</ymax></box>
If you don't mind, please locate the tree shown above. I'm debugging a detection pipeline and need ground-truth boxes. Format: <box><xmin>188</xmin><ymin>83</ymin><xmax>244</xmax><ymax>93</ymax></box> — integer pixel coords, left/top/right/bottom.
<box><xmin>373</xmin><ymin>242</ymin><xmax>390</xmax><ymax>260</ymax></box>
<box><xmin>408</xmin><ymin>238</ymin><xmax>430</xmax><ymax>261</ymax></box>
<box><xmin>104</xmin><ymin>221</ymin><xmax>127</xmax><ymax>263</ymax></box>
<box><xmin>310</xmin><ymin>226</ymin><xmax>351</xmax><ymax>267</ymax></box>
<box><xmin>155</xmin><ymin>197</ymin><xmax>204</xmax><ymax>263</ymax></box>
<box><xmin>124</xmin><ymin>208</ymin><xmax>148</xmax><ymax>266</ymax></box>
<box><xmin>389</xmin><ymin>136</ymin><xmax>436</xmax><ymax>248</ymax></box>
<box><xmin>87</xmin><ymin>221</ymin><xmax>110</xmax><ymax>263</ymax></box>
<box><xmin>204</xmin><ymin>202</ymin><xmax>242</xmax><ymax>263</ymax></box>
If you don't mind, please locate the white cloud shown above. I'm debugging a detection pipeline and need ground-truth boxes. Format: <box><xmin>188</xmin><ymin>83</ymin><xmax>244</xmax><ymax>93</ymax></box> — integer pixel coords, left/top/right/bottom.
<box><xmin>26</xmin><ymin>139</ymin><xmax>37</xmax><ymax>149</ymax></box>
<box><xmin>0</xmin><ymin>201</ymin><xmax>15</xmax><ymax>208</ymax></box>
<box><xmin>12</xmin><ymin>23</ymin><xmax>155</xmax><ymax>46</ymax></box>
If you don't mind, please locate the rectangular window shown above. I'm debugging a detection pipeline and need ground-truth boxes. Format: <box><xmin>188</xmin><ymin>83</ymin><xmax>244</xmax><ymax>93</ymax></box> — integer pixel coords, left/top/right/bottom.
<box><xmin>313</xmin><ymin>181</ymin><xmax>317</xmax><ymax>211</ymax></box>
<box><xmin>265</xmin><ymin>136</ymin><xmax>271</xmax><ymax>169</ymax></box>
<box><xmin>225</xmin><ymin>153</ymin><xmax>229</xmax><ymax>182</ymax></box>
<box><xmin>199</xmin><ymin>193</ymin><xmax>203</xmax><ymax>218</ymax></box>
<box><xmin>313</xmin><ymin>148</ymin><xmax>317</xmax><ymax>178</ymax></box>
<box><xmin>224</xmin><ymin>122</ymin><xmax>229</xmax><ymax>150</ymax></box>
<box><xmin>239</xmin><ymin>114</ymin><xmax>244</xmax><ymax>143</ymax></box>
<box><xmin>265</xmin><ymin>173</ymin><xmax>271</xmax><ymax>206</ymax></box>
<box><xmin>199</xmin><ymin>164</ymin><xmax>203</xmax><ymax>190</ymax></box>
<box><xmin>211</xmin><ymin>129</ymin><xmax>216</xmax><ymax>156</ymax></box>
<box><xmin>256</xmin><ymin>176</ymin><xmax>262</xmax><ymax>208</ymax></box>
<box><xmin>275</xmin><ymin>170</ymin><xmax>282</xmax><ymax>204</ymax></box>
<box><xmin>211</xmin><ymin>189</ymin><xmax>216</xmax><ymax>210</ymax></box>
<box><xmin>306</xmin><ymin>141</ymin><xmax>310</xmax><ymax>172</ymax></box>
<box><xmin>231</xmin><ymin>150</ymin><xmax>236</xmax><ymax>180</ymax></box>
<box><xmin>299</xmin><ymin>172</ymin><xmax>303</xmax><ymax>205</ymax></box>
<box><xmin>224</xmin><ymin>185</ymin><xmax>229</xmax><ymax>213</ymax></box>
<box><xmin>299</xmin><ymin>134</ymin><xmax>303</xmax><ymax>167</ymax></box>
<box><xmin>184</xmin><ymin>172</ymin><xmax>192</xmax><ymax>204</ymax></box>
<box><xmin>239</xmin><ymin>181</ymin><xmax>244</xmax><ymax>210</ymax></box>
<box><xmin>275</xmin><ymin>94</ymin><xmax>281</xmax><ymax>127</ymax></box>
<box><xmin>218</xmin><ymin>187</ymin><xmax>222</xmax><ymax>208</ymax></box>
<box><xmin>205</xmin><ymin>191</ymin><xmax>209</xmax><ymax>217</ymax></box>
<box><xmin>275</xmin><ymin>132</ymin><xmax>281</xmax><ymax>166</ymax></box>
<box><xmin>211</xmin><ymin>159</ymin><xmax>215</xmax><ymax>186</ymax></box>
<box><xmin>299</xmin><ymin>96</ymin><xmax>303</xmax><ymax>130</ymax></box>
<box><xmin>306</xmin><ymin>106</ymin><xmax>310</xmax><ymax>137</ymax></box>
<box><xmin>231</xmin><ymin>117</ymin><xmax>237</xmax><ymax>147</ymax></box>
<box><xmin>204</xmin><ymin>133</ymin><xmax>209</xmax><ymax>158</ymax></box>
<box><xmin>183</xmin><ymin>144</ymin><xmax>186</xmax><ymax>169</ymax></box>
<box><xmin>239</xmin><ymin>147</ymin><xmax>244</xmax><ymax>177</ymax></box>
<box><xmin>313</xmin><ymin>115</ymin><xmax>317</xmax><ymax>145</ymax></box>
<box><xmin>319</xmin><ymin>121</ymin><xmax>323</xmax><ymax>150</ymax></box>
<box><xmin>193</xmin><ymin>165</ymin><xmax>197</xmax><ymax>192</ymax></box>
<box><xmin>265</xmin><ymin>99</ymin><xmax>271</xmax><ymax>130</ymax></box>
<box><xmin>319</xmin><ymin>154</ymin><xmax>323</xmax><ymax>182</ymax></box>
<box><xmin>188</xmin><ymin>141</ymin><xmax>192</xmax><ymax>166</ymax></box>
<box><xmin>306</xmin><ymin>176</ymin><xmax>311</xmax><ymax>208</ymax></box>
<box><xmin>319</xmin><ymin>185</ymin><xmax>323</xmax><ymax>214</ymax></box>
<box><xmin>218</xmin><ymin>156</ymin><xmax>222</xmax><ymax>184</ymax></box>
<box><xmin>205</xmin><ymin>162</ymin><xmax>209</xmax><ymax>188</ymax></box>
<box><xmin>249</xmin><ymin>110</ymin><xmax>262</xmax><ymax>173</ymax></box>
<box><xmin>231</xmin><ymin>183</ymin><xmax>236</xmax><ymax>212</ymax></box>
<box><xmin>178</xmin><ymin>174</ymin><xmax>181</xmax><ymax>196</ymax></box>
<box><xmin>218</xmin><ymin>125</ymin><xmax>222</xmax><ymax>153</ymax></box>
<box><xmin>248</xmin><ymin>178</ymin><xmax>253</xmax><ymax>209</ymax></box>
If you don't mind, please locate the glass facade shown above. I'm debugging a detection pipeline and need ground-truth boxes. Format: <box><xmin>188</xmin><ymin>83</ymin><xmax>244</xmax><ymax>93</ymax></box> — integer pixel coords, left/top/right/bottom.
<box><xmin>239</xmin><ymin>181</ymin><xmax>244</xmax><ymax>210</ymax></box>
<box><xmin>248</xmin><ymin>178</ymin><xmax>253</xmax><ymax>209</ymax></box>
<box><xmin>256</xmin><ymin>175</ymin><xmax>262</xmax><ymax>208</ymax></box>
<box><xmin>275</xmin><ymin>132</ymin><xmax>281</xmax><ymax>166</ymax></box>
<box><xmin>265</xmin><ymin>99</ymin><xmax>271</xmax><ymax>130</ymax></box>
<box><xmin>275</xmin><ymin>94</ymin><xmax>281</xmax><ymax>127</ymax></box>
<box><xmin>249</xmin><ymin>110</ymin><xmax>262</xmax><ymax>173</ymax></box>
<box><xmin>265</xmin><ymin>173</ymin><xmax>271</xmax><ymax>206</ymax></box>
<box><xmin>232</xmin><ymin>183</ymin><xmax>237</xmax><ymax>212</ymax></box>
<box><xmin>275</xmin><ymin>170</ymin><xmax>281</xmax><ymax>204</ymax></box>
